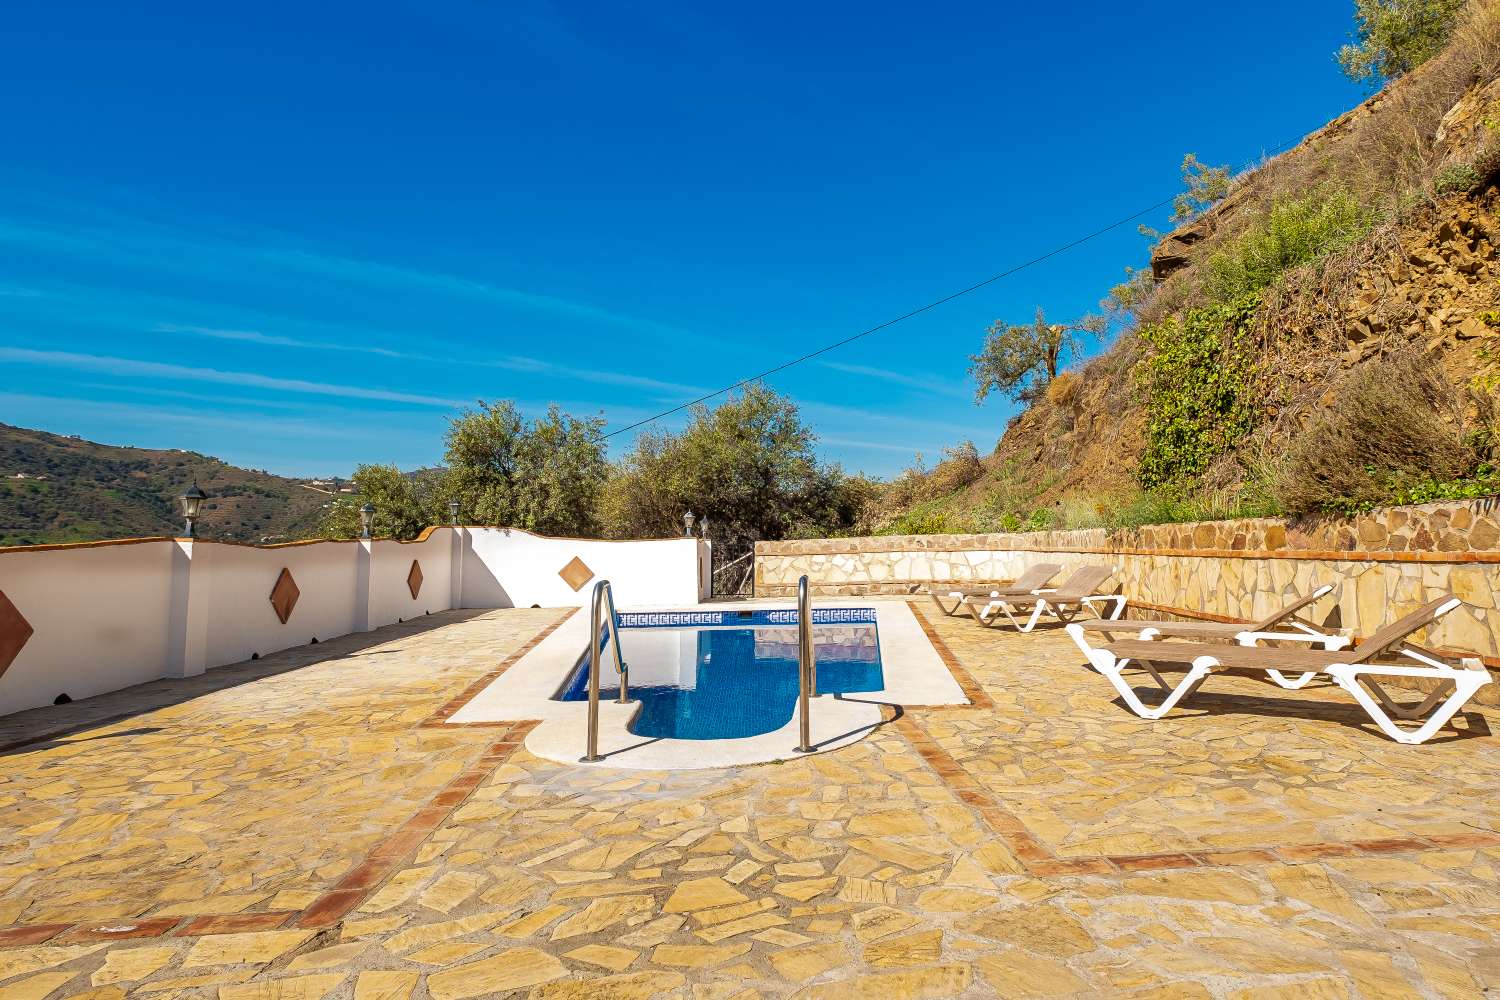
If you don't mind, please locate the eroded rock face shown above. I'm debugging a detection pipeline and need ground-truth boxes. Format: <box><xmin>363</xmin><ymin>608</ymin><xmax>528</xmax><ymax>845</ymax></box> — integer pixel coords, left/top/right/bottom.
<box><xmin>1150</xmin><ymin>187</ymin><xmax>1249</xmax><ymax>282</ymax></box>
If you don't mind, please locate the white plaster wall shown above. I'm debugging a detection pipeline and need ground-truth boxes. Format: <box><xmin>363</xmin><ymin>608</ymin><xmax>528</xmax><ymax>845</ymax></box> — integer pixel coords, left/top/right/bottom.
<box><xmin>202</xmin><ymin>541</ymin><xmax>361</xmax><ymax>666</ymax></box>
<box><xmin>0</xmin><ymin>540</ymin><xmax>177</xmax><ymax>713</ymax></box>
<box><xmin>368</xmin><ymin>534</ymin><xmax>454</xmax><ymax>627</ymax></box>
<box><xmin>461</xmin><ymin>528</ymin><xmax>706</xmax><ymax>609</ymax></box>
<box><xmin>0</xmin><ymin>527</ymin><xmax>706</xmax><ymax>717</ymax></box>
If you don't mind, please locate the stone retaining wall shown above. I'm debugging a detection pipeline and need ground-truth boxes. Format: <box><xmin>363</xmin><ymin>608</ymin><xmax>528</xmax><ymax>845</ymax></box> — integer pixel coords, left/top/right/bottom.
<box><xmin>755</xmin><ymin>500</ymin><xmax>1500</xmax><ymax>690</ymax></box>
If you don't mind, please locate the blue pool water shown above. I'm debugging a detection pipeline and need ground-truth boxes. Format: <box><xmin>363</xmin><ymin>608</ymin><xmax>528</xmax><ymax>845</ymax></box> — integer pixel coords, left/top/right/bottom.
<box><xmin>558</xmin><ymin>620</ymin><xmax>883</xmax><ymax>740</ymax></box>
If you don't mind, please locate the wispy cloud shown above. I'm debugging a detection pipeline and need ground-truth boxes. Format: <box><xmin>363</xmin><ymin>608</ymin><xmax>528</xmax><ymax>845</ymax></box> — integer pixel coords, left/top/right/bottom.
<box><xmin>800</xmin><ymin>398</ymin><xmax>993</xmax><ymax>441</ymax></box>
<box><xmin>0</xmin><ymin>209</ymin><xmax>699</xmax><ymax>342</ymax></box>
<box><xmin>152</xmin><ymin>322</ymin><xmax>707</xmax><ymax>396</ymax></box>
<box><xmin>0</xmin><ymin>347</ymin><xmax>466</xmax><ymax>408</ymax></box>
<box><xmin>819</xmin><ymin>361</ymin><xmax>970</xmax><ymax>399</ymax></box>
<box><xmin>818</xmin><ymin>436</ymin><xmax>925</xmax><ymax>455</ymax></box>
<box><xmin>0</xmin><ymin>391</ymin><xmax>419</xmax><ymax>442</ymax></box>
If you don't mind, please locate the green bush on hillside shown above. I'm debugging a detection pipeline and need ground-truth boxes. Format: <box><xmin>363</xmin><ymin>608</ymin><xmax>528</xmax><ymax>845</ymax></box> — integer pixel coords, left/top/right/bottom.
<box><xmin>1201</xmin><ymin>188</ymin><xmax>1374</xmax><ymax>304</ymax></box>
<box><xmin>1136</xmin><ymin>294</ymin><xmax>1262</xmax><ymax>491</ymax></box>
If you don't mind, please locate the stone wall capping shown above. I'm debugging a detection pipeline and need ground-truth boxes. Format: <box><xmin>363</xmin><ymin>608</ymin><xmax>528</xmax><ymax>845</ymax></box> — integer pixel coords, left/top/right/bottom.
<box><xmin>756</xmin><ymin>497</ymin><xmax>1500</xmax><ymax>673</ymax></box>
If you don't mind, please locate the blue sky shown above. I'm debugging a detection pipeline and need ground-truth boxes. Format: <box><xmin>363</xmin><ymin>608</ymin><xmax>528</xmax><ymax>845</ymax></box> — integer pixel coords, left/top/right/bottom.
<box><xmin>0</xmin><ymin>1</ymin><xmax>1365</xmax><ymax>478</ymax></box>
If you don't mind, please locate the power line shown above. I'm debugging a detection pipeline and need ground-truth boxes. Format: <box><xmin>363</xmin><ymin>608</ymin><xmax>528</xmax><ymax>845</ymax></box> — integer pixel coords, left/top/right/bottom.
<box><xmin>603</xmin><ymin>135</ymin><xmax>1304</xmax><ymax>440</ymax></box>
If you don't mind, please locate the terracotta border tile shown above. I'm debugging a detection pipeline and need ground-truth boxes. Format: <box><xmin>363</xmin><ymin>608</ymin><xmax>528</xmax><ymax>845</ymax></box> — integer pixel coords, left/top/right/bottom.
<box><xmin>1350</xmin><ymin>836</ymin><xmax>1435</xmax><ymax>854</ymax></box>
<box><xmin>890</xmin><ymin>713</ymin><xmax>1050</xmax><ymax>866</ymax></box>
<box><xmin>1424</xmin><ymin>831</ymin><xmax>1500</xmax><ymax>849</ymax></box>
<box><xmin>295</xmin><ymin>721</ymin><xmax>537</xmax><ymax>929</ymax></box>
<box><xmin>0</xmin><ymin>923</ymin><xmax>70</xmax><ymax>945</ymax></box>
<box><xmin>422</xmin><ymin>609</ymin><xmax>577</xmax><ymax>727</ymax></box>
<box><xmin>57</xmin><ymin>918</ymin><xmax>182</xmax><ymax>943</ymax></box>
<box><xmin>1194</xmin><ymin>849</ymin><xmax>1279</xmax><ymax>867</ymax></box>
<box><xmin>1273</xmin><ymin>842</ymin><xmax>1364</xmax><ymax>862</ymax></box>
<box><xmin>905</xmin><ymin>600</ymin><xmax>995</xmax><ymax>711</ymax></box>
<box><xmin>1028</xmin><ymin>858</ymin><xmax>1117</xmax><ymax>876</ymax></box>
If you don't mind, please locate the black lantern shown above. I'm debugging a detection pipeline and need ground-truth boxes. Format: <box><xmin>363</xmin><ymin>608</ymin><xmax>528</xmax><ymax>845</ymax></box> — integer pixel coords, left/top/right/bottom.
<box><xmin>359</xmin><ymin>502</ymin><xmax>375</xmax><ymax>539</ymax></box>
<box><xmin>683</xmin><ymin>510</ymin><xmax>696</xmax><ymax>537</ymax></box>
<box><xmin>449</xmin><ymin>499</ymin><xmax>460</xmax><ymax>526</ymax></box>
<box><xmin>699</xmin><ymin>514</ymin><xmax>709</xmax><ymax>539</ymax></box>
<box><xmin>179</xmin><ymin>482</ymin><xmax>207</xmax><ymax>538</ymax></box>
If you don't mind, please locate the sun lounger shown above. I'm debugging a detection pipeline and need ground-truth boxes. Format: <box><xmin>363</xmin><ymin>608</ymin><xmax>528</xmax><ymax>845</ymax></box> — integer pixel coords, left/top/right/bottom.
<box><xmin>927</xmin><ymin>563</ymin><xmax>1063</xmax><ymax>616</ymax></box>
<box><xmin>1068</xmin><ymin>584</ymin><xmax>1344</xmax><ymax>689</ymax></box>
<box><xmin>1066</xmin><ymin>595</ymin><xmax>1490</xmax><ymax>744</ymax></box>
<box><xmin>965</xmin><ymin>566</ymin><xmax>1124</xmax><ymax>631</ymax></box>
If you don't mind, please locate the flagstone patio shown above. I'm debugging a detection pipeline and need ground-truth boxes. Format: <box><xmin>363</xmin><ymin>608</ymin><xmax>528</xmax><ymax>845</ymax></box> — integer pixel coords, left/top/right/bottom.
<box><xmin>1</xmin><ymin>599</ymin><xmax>1498</xmax><ymax>998</ymax></box>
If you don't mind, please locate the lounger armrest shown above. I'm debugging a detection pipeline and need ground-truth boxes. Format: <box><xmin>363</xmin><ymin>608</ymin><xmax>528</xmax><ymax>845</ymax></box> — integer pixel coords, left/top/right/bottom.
<box><xmin>1331</xmin><ymin>660</ymin><xmax>1491</xmax><ymax>680</ymax></box>
<box><xmin>1396</xmin><ymin>646</ymin><xmax>1488</xmax><ymax>672</ymax></box>
<box><xmin>1236</xmin><ymin>630</ymin><xmax>1350</xmax><ymax>651</ymax></box>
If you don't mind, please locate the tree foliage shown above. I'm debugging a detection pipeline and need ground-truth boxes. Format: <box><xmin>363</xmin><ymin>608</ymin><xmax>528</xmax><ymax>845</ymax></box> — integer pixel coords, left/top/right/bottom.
<box><xmin>319</xmin><ymin>400</ymin><xmax>608</xmax><ymax>539</ymax></box>
<box><xmin>1171</xmin><ymin>153</ymin><xmax>1233</xmax><ymax>223</ymax></box>
<box><xmin>322</xmin><ymin>464</ymin><xmax>446</xmax><ymax>540</ymax></box>
<box><xmin>599</xmin><ymin>384</ymin><xmax>863</xmax><ymax>559</ymax></box>
<box><xmin>970</xmin><ymin>308</ymin><xmax>1104</xmax><ymax>405</ymax></box>
<box><xmin>1338</xmin><ymin>0</ymin><xmax>1467</xmax><ymax>85</ymax></box>
<box><xmin>444</xmin><ymin>401</ymin><xmax>608</xmax><ymax>536</ymax></box>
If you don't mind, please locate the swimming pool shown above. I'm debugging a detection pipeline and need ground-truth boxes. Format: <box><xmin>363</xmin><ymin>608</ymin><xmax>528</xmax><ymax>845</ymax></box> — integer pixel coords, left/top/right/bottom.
<box><xmin>557</xmin><ymin>610</ymin><xmax>884</xmax><ymax>740</ymax></box>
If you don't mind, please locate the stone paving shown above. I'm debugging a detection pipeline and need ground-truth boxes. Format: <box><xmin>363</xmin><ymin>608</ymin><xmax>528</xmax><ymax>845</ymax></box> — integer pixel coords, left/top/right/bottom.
<box><xmin>1</xmin><ymin>600</ymin><xmax>1499</xmax><ymax>998</ymax></box>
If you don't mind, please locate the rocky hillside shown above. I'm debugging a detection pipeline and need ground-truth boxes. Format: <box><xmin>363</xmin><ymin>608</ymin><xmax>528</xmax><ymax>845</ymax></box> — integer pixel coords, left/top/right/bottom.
<box><xmin>870</xmin><ymin>3</ymin><xmax>1500</xmax><ymax>535</ymax></box>
<box><xmin>0</xmin><ymin>424</ymin><xmax>330</xmax><ymax>546</ymax></box>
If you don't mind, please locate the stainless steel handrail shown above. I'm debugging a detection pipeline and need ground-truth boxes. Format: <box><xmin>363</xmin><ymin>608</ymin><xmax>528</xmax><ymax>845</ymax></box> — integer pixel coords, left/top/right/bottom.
<box><xmin>581</xmin><ymin>579</ymin><xmax>629</xmax><ymax>763</ymax></box>
<box><xmin>795</xmin><ymin>574</ymin><xmax>816</xmax><ymax>753</ymax></box>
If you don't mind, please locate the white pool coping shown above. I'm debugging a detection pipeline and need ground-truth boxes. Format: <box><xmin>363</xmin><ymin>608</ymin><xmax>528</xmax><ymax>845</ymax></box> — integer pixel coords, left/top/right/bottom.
<box><xmin>446</xmin><ymin>598</ymin><xmax>968</xmax><ymax>769</ymax></box>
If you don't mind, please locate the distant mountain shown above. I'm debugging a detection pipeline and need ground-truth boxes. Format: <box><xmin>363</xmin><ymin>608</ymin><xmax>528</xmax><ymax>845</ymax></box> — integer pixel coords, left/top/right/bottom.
<box><xmin>0</xmin><ymin>423</ymin><xmax>333</xmax><ymax>546</ymax></box>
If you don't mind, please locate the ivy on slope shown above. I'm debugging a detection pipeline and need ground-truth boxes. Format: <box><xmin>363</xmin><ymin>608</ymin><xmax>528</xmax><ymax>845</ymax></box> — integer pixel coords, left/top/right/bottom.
<box><xmin>1136</xmin><ymin>292</ymin><xmax>1262</xmax><ymax>490</ymax></box>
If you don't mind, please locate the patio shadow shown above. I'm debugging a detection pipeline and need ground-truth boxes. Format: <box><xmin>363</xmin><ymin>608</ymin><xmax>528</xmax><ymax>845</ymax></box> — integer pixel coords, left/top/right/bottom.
<box><xmin>0</xmin><ymin>609</ymin><xmax>494</xmax><ymax>755</ymax></box>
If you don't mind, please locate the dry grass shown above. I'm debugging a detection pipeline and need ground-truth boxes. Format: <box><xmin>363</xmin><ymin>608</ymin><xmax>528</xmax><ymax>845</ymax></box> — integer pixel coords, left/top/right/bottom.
<box><xmin>1274</xmin><ymin>351</ymin><xmax>1477</xmax><ymax>514</ymax></box>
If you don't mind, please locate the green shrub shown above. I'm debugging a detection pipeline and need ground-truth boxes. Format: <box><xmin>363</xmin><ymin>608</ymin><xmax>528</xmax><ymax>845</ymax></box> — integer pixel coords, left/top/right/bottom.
<box><xmin>1136</xmin><ymin>294</ymin><xmax>1262</xmax><ymax>490</ymax></box>
<box><xmin>880</xmin><ymin>502</ymin><xmax>974</xmax><ymax>536</ymax></box>
<box><xmin>1478</xmin><ymin>313</ymin><xmax>1500</xmax><ymax>394</ymax></box>
<box><xmin>1201</xmin><ymin>188</ymin><xmax>1374</xmax><ymax>304</ymax></box>
<box><xmin>1434</xmin><ymin>162</ymin><xmax>1481</xmax><ymax>194</ymax></box>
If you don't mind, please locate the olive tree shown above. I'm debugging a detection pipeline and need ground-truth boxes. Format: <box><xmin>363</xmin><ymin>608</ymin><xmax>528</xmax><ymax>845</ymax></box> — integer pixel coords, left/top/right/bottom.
<box><xmin>444</xmin><ymin>401</ymin><xmax>608</xmax><ymax>536</ymax></box>
<box><xmin>1338</xmin><ymin>0</ymin><xmax>1467</xmax><ymax>85</ymax></box>
<box><xmin>970</xmin><ymin>308</ymin><xmax>1104</xmax><ymax>405</ymax></box>
<box><xmin>319</xmin><ymin>400</ymin><xmax>608</xmax><ymax>539</ymax></box>
<box><xmin>600</xmin><ymin>383</ymin><xmax>863</xmax><ymax>560</ymax></box>
<box><xmin>320</xmin><ymin>464</ymin><xmax>445</xmax><ymax>539</ymax></box>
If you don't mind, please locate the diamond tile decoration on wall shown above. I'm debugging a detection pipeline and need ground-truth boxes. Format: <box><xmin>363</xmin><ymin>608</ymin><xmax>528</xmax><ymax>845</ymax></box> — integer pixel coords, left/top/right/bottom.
<box><xmin>407</xmin><ymin>559</ymin><xmax>423</xmax><ymax>599</ymax></box>
<box><xmin>269</xmin><ymin>567</ymin><xmax>300</xmax><ymax>624</ymax></box>
<box><xmin>0</xmin><ymin>590</ymin><xmax>34</xmax><ymax>680</ymax></box>
<box><xmin>558</xmin><ymin>556</ymin><xmax>595</xmax><ymax>592</ymax></box>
